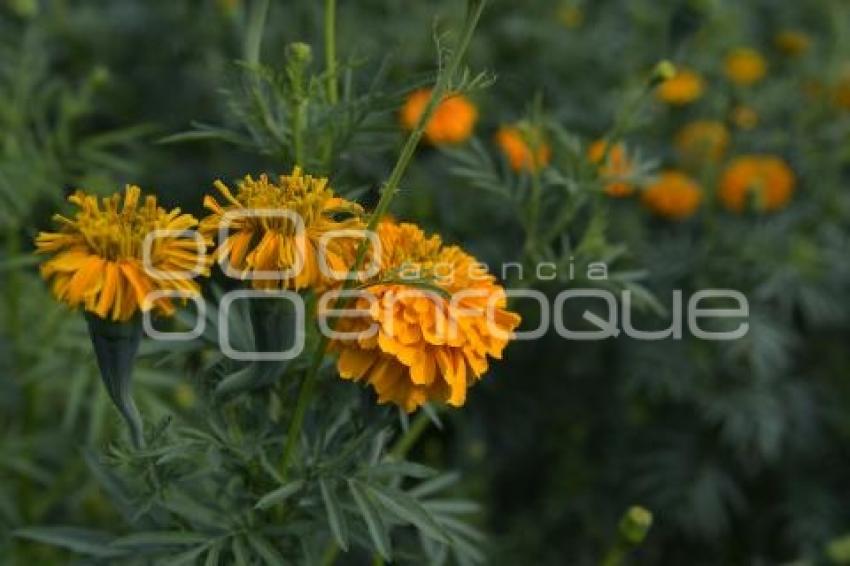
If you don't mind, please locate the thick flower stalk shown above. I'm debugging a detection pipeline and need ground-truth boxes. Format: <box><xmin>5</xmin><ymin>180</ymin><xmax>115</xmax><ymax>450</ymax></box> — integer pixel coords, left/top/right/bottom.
<box><xmin>200</xmin><ymin>168</ymin><xmax>365</xmax><ymax>291</ymax></box>
<box><xmin>36</xmin><ymin>186</ymin><xmax>209</xmax><ymax>447</ymax></box>
<box><xmin>329</xmin><ymin>221</ymin><xmax>521</xmax><ymax>412</ymax></box>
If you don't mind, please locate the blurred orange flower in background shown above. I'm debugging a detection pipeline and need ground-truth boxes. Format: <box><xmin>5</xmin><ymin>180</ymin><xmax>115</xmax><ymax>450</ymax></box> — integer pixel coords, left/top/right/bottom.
<box><xmin>588</xmin><ymin>140</ymin><xmax>634</xmax><ymax>197</ymax></box>
<box><xmin>719</xmin><ymin>155</ymin><xmax>796</xmax><ymax>213</ymax></box>
<box><xmin>675</xmin><ymin>120</ymin><xmax>731</xmax><ymax>164</ymax></box>
<box><xmin>642</xmin><ymin>171</ymin><xmax>702</xmax><ymax>220</ymax></box>
<box><xmin>400</xmin><ymin>88</ymin><xmax>478</xmax><ymax>145</ymax></box>
<box><xmin>724</xmin><ymin>48</ymin><xmax>767</xmax><ymax>86</ymax></box>
<box><xmin>655</xmin><ymin>68</ymin><xmax>705</xmax><ymax>105</ymax></box>
<box><xmin>495</xmin><ymin>125</ymin><xmax>551</xmax><ymax>172</ymax></box>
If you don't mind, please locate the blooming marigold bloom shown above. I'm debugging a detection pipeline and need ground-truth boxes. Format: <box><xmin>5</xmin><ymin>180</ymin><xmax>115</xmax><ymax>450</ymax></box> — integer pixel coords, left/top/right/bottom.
<box><xmin>495</xmin><ymin>125</ymin><xmax>551</xmax><ymax>172</ymax></box>
<box><xmin>329</xmin><ymin>221</ymin><xmax>521</xmax><ymax>412</ymax></box>
<box><xmin>774</xmin><ymin>30</ymin><xmax>811</xmax><ymax>57</ymax></box>
<box><xmin>655</xmin><ymin>68</ymin><xmax>705</xmax><ymax>105</ymax></box>
<box><xmin>718</xmin><ymin>155</ymin><xmax>795</xmax><ymax>213</ymax></box>
<box><xmin>587</xmin><ymin>140</ymin><xmax>634</xmax><ymax>197</ymax></box>
<box><xmin>36</xmin><ymin>186</ymin><xmax>209</xmax><ymax>322</ymax></box>
<box><xmin>200</xmin><ymin>168</ymin><xmax>365</xmax><ymax>292</ymax></box>
<box><xmin>724</xmin><ymin>48</ymin><xmax>767</xmax><ymax>86</ymax></box>
<box><xmin>399</xmin><ymin>88</ymin><xmax>478</xmax><ymax>145</ymax></box>
<box><xmin>642</xmin><ymin>171</ymin><xmax>702</xmax><ymax>220</ymax></box>
<box><xmin>674</xmin><ymin>120</ymin><xmax>731</xmax><ymax>164</ymax></box>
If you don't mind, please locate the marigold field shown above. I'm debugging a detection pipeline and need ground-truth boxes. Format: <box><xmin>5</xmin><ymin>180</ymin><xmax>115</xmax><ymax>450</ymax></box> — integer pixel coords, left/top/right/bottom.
<box><xmin>2</xmin><ymin>1</ymin><xmax>850</xmax><ymax>564</ymax></box>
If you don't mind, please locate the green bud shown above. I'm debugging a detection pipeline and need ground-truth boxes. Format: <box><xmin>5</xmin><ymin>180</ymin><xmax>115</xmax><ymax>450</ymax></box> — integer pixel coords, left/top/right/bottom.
<box><xmin>619</xmin><ymin>505</ymin><xmax>653</xmax><ymax>545</ymax></box>
<box><xmin>650</xmin><ymin>60</ymin><xmax>677</xmax><ymax>87</ymax></box>
<box><xmin>286</xmin><ymin>42</ymin><xmax>313</xmax><ymax>67</ymax></box>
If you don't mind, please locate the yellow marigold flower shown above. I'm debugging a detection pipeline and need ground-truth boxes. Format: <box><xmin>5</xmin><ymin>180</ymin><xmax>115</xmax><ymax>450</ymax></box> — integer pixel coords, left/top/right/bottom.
<box><xmin>200</xmin><ymin>168</ymin><xmax>365</xmax><ymax>291</ymax></box>
<box><xmin>730</xmin><ymin>105</ymin><xmax>759</xmax><ymax>130</ymax></box>
<box><xmin>642</xmin><ymin>171</ymin><xmax>702</xmax><ymax>220</ymax></box>
<box><xmin>495</xmin><ymin>125</ymin><xmax>551</xmax><ymax>172</ymax></box>
<box><xmin>655</xmin><ymin>68</ymin><xmax>705</xmax><ymax>105</ymax></box>
<box><xmin>774</xmin><ymin>30</ymin><xmax>811</xmax><ymax>57</ymax></box>
<box><xmin>36</xmin><ymin>186</ymin><xmax>209</xmax><ymax>322</ymax></box>
<box><xmin>718</xmin><ymin>155</ymin><xmax>795</xmax><ymax>213</ymax></box>
<box><xmin>674</xmin><ymin>120</ymin><xmax>731</xmax><ymax>163</ymax></box>
<box><xmin>399</xmin><ymin>88</ymin><xmax>478</xmax><ymax>145</ymax></box>
<box><xmin>587</xmin><ymin>140</ymin><xmax>634</xmax><ymax>197</ymax></box>
<box><xmin>724</xmin><ymin>48</ymin><xmax>767</xmax><ymax>86</ymax></box>
<box><xmin>330</xmin><ymin>221</ymin><xmax>521</xmax><ymax>412</ymax></box>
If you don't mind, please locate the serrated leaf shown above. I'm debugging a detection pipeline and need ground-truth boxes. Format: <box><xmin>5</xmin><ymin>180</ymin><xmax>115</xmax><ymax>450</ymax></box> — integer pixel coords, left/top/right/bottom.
<box><xmin>255</xmin><ymin>480</ymin><xmax>305</xmax><ymax>510</ymax></box>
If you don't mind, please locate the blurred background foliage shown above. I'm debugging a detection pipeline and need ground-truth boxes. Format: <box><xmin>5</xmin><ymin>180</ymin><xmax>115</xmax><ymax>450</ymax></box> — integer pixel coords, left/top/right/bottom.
<box><xmin>2</xmin><ymin>0</ymin><xmax>850</xmax><ymax>564</ymax></box>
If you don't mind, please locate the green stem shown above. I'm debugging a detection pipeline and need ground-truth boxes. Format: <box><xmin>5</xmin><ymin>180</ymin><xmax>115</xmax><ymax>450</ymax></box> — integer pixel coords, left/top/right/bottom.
<box><xmin>324</xmin><ymin>0</ymin><xmax>338</xmax><ymax>105</ymax></box>
<box><xmin>278</xmin><ymin>0</ymin><xmax>488</xmax><ymax>482</ymax></box>
<box><xmin>390</xmin><ymin>411</ymin><xmax>432</xmax><ymax>459</ymax></box>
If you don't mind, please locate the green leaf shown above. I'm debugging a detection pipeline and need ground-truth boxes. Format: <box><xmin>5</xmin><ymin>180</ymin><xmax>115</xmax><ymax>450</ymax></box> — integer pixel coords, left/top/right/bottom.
<box><xmin>231</xmin><ymin>536</ymin><xmax>250</xmax><ymax>566</ymax></box>
<box><xmin>204</xmin><ymin>541</ymin><xmax>223</xmax><ymax>566</ymax></box>
<box><xmin>365</xmin><ymin>461</ymin><xmax>438</xmax><ymax>480</ymax></box>
<box><xmin>348</xmin><ymin>479</ymin><xmax>392</xmax><ymax>561</ymax></box>
<box><xmin>320</xmin><ymin>478</ymin><xmax>350</xmax><ymax>551</ymax></box>
<box><xmin>246</xmin><ymin>533</ymin><xmax>286</xmax><ymax>566</ymax></box>
<box><xmin>111</xmin><ymin>531</ymin><xmax>210</xmax><ymax>549</ymax></box>
<box><xmin>162</xmin><ymin>544</ymin><xmax>210</xmax><ymax>566</ymax></box>
<box><xmin>255</xmin><ymin>480</ymin><xmax>305</xmax><ymax>510</ymax></box>
<box><xmin>366</xmin><ymin>483</ymin><xmax>449</xmax><ymax>544</ymax></box>
<box><xmin>14</xmin><ymin>526</ymin><xmax>126</xmax><ymax>558</ymax></box>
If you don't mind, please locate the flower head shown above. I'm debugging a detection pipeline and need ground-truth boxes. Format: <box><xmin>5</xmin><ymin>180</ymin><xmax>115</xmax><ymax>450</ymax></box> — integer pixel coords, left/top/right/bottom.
<box><xmin>200</xmin><ymin>168</ymin><xmax>364</xmax><ymax>291</ymax></box>
<box><xmin>495</xmin><ymin>124</ymin><xmax>551</xmax><ymax>172</ymax></box>
<box><xmin>718</xmin><ymin>155</ymin><xmax>795</xmax><ymax>213</ymax></box>
<box><xmin>674</xmin><ymin>120</ymin><xmax>731</xmax><ymax>164</ymax></box>
<box><xmin>655</xmin><ymin>68</ymin><xmax>705</xmax><ymax>105</ymax></box>
<box><xmin>642</xmin><ymin>171</ymin><xmax>702</xmax><ymax>220</ymax></box>
<box><xmin>588</xmin><ymin>140</ymin><xmax>635</xmax><ymax>197</ymax></box>
<box><xmin>36</xmin><ymin>186</ymin><xmax>209</xmax><ymax>322</ymax></box>
<box><xmin>330</xmin><ymin>221</ymin><xmax>521</xmax><ymax>412</ymax></box>
<box><xmin>774</xmin><ymin>30</ymin><xmax>811</xmax><ymax>57</ymax></box>
<box><xmin>399</xmin><ymin>89</ymin><xmax>478</xmax><ymax>145</ymax></box>
<box><xmin>724</xmin><ymin>48</ymin><xmax>767</xmax><ymax>86</ymax></box>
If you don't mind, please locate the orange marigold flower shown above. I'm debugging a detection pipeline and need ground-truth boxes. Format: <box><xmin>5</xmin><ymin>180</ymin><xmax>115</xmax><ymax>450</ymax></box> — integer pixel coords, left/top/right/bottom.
<box><xmin>329</xmin><ymin>221</ymin><xmax>521</xmax><ymax>412</ymax></box>
<box><xmin>495</xmin><ymin>125</ymin><xmax>551</xmax><ymax>172</ymax></box>
<box><xmin>655</xmin><ymin>68</ymin><xmax>705</xmax><ymax>105</ymax></box>
<box><xmin>200</xmin><ymin>168</ymin><xmax>365</xmax><ymax>291</ymax></box>
<box><xmin>587</xmin><ymin>140</ymin><xmax>635</xmax><ymax>197</ymax></box>
<box><xmin>724</xmin><ymin>48</ymin><xmax>767</xmax><ymax>86</ymax></box>
<box><xmin>399</xmin><ymin>88</ymin><xmax>478</xmax><ymax>145</ymax></box>
<box><xmin>718</xmin><ymin>155</ymin><xmax>796</xmax><ymax>213</ymax></box>
<box><xmin>642</xmin><ymin>171</ymin><xmax>702</xmax><ymax>220</ymax></box>
<box><xmin>36</xmin><ymin>186</ymin><xmax>210</xmax><ymax>322</ymax></box>
<box><xmin>674</xmin><ymin>120</ymin><xmax>731</xmax><ymax>164</ymax></box>
<box><xmin>774</xmin><ymin>30</ymin><xmax>811</xmax><ymax>57</ymax></box>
